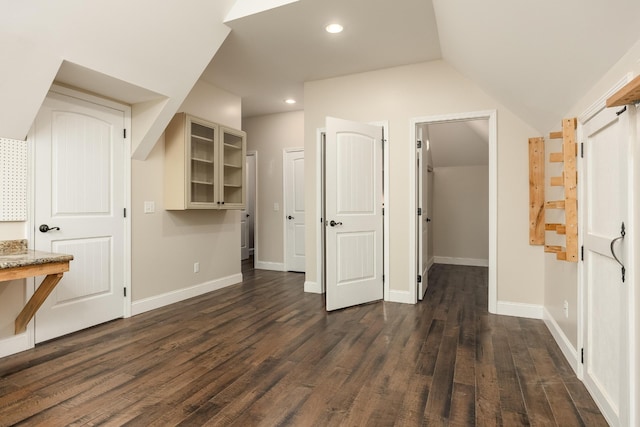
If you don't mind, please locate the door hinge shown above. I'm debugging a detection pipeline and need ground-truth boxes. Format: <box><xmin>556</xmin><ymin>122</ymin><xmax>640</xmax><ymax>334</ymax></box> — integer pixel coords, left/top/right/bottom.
<box><xmin>123</xmin><ymin>129</ymin><xmax>127</xmax><ymax>139</ymax></box>
<box><xmin>382</xmin><ymin>207</ymin><xmax>385</xmax><ymax>216</ymax></box>
<box><xmin>417</xmin><ymin>140</ymin><xmax>422</xmax><ymax>149</ymax></box>
<box><xmin>382</xmin><ymin>274</ymin><xmax>385</xmax><ymax>283</ymax></box>
<box><xmin>581</xmin><ymin>348</ymin><xmax>584</xmax><ymax>364</ymax></box>
<box><xmin>581</xmin><ymin>245</ymin><xmax>584</xmax><ymax>261</ymax></box>
<box><xmin>124</xmin><ymin>208</ymin><xmax>127</xmax><ymax>218</ymax></box>
<box><xmin>124</xmin><ymin>287</ymin><xmax>127</xmax><ymax>297</ymax></box>
<box><xmin>417</xmin><ymin>275</ymin><xmax>422</xmax><ymax>283</ymax></box>
<box><xmin>417</xmin><ymin>207</ymin><xmax>422</xmax><ymax>216</ymax></box>
<box><xmin>580</xmin><ymin>142</ymin><xmax>584</xmax><ymax>158</ymax></box>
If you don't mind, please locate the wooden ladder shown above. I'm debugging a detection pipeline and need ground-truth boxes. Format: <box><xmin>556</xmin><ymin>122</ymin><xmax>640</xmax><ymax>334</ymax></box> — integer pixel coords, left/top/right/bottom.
<box><xmin>529</xmin><ymin>118</ymin><xmax>578</xmax><ymax>262</ymax></box>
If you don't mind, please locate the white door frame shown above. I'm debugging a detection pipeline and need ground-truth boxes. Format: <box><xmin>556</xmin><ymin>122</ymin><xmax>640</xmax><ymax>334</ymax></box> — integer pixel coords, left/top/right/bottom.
<box><xmin>27</xmin><ymin>85</ymin><xmax>132</xmax><ymax>347</ymax></box>
<box><xmin>576</xmin><ymin>75</ymin><xmax>636</xmax><ymax>426</ymax></box>
<box><xmin>313</xmin><ymin>121</ymin><xmax>390</xmax><ymax>298</ymax></box>
<box><xmin>409</xmin><ymin>110</ymin><xmax>497</xmax><ymax>310</ymax></box>
<box><xmin>283</xmin><ymin>147</ymin><xmax>304</xmax><ymax>271</ymax></box>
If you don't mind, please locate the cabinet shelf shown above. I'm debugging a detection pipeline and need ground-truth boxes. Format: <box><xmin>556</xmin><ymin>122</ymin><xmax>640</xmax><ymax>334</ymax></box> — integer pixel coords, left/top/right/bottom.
<box><xmin>224</xmin><ymin>163</ymin><xmax>242</xmax><ymax>169</ymax></box>
<box><xmin>192</xmin><ymin>180</ymin><xmax>214</xmax><ymax>186</ymax></box>
<box><xmin>192</xmin><ymin>134</ymin><xmax>213</xmax><ymax>143</ymax></box>
<box><xmin>192</xmin><ymin>157</ymin><xmax>214</xmax><ymax>164</ymax></box>
<box><xmin>224</xmin><ymin>143</ymin><xmax>242</xmax><ymax>150</ymax></box>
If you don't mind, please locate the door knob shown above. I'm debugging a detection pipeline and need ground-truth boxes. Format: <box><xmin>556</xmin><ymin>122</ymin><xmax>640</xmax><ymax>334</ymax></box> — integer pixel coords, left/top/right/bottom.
<box><xmin>329</xmin><ymin>220</ymin><xmax>343</xmax><ymax>227</ymax></box>
<box><xmin>39</xmin><ymin>224</ymin><xmax>60</xmax><ymax>233</ymax></box>
<box><xmin>426</xmin><ymin>218</ymin><xmax>432</xmax><ymax>222</ymax></box>
<box><xmin>246</xmin><ymin>214</ymin><xmax>250</xmax><ymax>218</ymax></box>
<box><xmin>287</xmin><ymin>215</ymin><xmax>295</xmax><ymax>220</ymax></box>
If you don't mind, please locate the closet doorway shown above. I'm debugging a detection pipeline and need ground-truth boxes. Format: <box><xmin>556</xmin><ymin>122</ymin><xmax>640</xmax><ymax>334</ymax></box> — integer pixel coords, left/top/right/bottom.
<box><xmin>410</xmin><ymin>111</ymin><xmax>497</xmax><ymax>311</ymax></box>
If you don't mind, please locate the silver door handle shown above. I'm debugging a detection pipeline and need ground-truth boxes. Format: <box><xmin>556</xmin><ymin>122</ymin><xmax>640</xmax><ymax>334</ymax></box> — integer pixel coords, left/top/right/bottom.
<box><xmin>610</xmin><ymin>222</ymin><xmax>626</xmax><ymax>282</ymax></box>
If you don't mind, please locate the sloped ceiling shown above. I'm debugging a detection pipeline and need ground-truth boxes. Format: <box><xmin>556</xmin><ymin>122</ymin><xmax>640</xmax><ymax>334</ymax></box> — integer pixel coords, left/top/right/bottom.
<box><xmin>204</xmin><ymin>0</ymin><xmax>640</xmax><ymax>133</ymax></box>
<box><xmin>433</xmin><ymin>0</ymin><xmax>640</xmax><ymax>132</ymax></box>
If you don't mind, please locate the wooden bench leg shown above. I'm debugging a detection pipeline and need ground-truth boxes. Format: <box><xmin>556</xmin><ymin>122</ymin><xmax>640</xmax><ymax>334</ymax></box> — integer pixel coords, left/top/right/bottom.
<box><xmin>15</xmin><ymin>273</ymin><xmax>64</xmax><ymax>334</ymax></box>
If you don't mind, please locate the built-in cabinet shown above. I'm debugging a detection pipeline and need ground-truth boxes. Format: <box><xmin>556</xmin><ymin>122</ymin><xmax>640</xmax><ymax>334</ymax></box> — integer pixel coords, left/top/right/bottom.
<box><xmin>164</xmin><ymin>113</ymin><xmax>246</xmax><ymax>210</ymax></box>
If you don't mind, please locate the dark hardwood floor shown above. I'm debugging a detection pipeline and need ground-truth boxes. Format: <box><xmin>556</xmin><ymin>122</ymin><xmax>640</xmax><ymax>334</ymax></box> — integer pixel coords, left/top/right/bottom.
<box><xmin>0</xmin><ymin>261</ymin><xmax>607</xmax><ymax>426</ymax></box>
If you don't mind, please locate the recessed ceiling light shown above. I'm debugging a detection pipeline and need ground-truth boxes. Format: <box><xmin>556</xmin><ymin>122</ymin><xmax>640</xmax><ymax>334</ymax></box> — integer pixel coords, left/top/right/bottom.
<box><xmin>284</xmin><ymin>99</ymin><xmax>296</xmax><ymax>104</ymax></box>
<box><xmin>325</xmin><ymin>23</ymin><xmax>343</xmax><ymax>34</ymax></box>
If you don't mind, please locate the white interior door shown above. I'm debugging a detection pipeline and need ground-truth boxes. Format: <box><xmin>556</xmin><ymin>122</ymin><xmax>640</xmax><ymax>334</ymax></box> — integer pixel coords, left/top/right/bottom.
<box><xmin>33</xmin><ymin>91</ymin><xmax>126</xmax><ymax>343</ymax></box>
<box><xmin>247</xmin><ymin>153</ymin><xmax>256</xmax><ymax>256</ymax></box>
<box><xmin>417</xmin><ymin>126</ymin><xmax>432</xmax><ymax>300</ymax></box>
<box><xmin>240</xmin><ymin>153</ymin><xmax>256</xmax><ymax>260</ymax></box>
<box><xmin>582</xmin><ymin>105</ymin><xmax>632</xmax><ymax>427</ymax></box>
<box><xmin>325</xmin><ymin>117</ymin><xmax>383</xmax><ymax>311</ymax></box>
<box><xmin>284</xmin><ymin>149</ymin><xmax>305</xmax><ymax>272</ymax></box>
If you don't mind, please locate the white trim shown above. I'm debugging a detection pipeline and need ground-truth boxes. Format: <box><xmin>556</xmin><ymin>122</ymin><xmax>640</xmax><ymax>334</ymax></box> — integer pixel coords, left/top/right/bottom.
<box><xmin>304</xmin><ymin>281</ymin><xmax>322</xmax><ymax>294</ymax></box>
<box><xmin>578</xmin><ymin>74</ymin><xmax>633</xmax><ymax>124</ymax></box>
<box><xmin>543</xmin><ymin>308</ymin><xmax>580</xmax><ymax>374</ymax></box>
<box><xmin>433</xmin><ymin>256</ymin><xmax>489</xmax><ymax>267</ymax></box>
<box><xmin>496</xmin><ymin>301</ymin><xmax>543</xmax><ymax>319</ymax></box>
<box><xmin>389</xmin><ymin>289</ymin><xmax>414</xmax><ymax>304</ymax></box>
<box><xmin>428</xmin><ymin>256</ymin><xmax>435</xmax><ymax>270</ymax></box>
<box><xmin>131</xmin><ymin>273</ymin><xmax>243</xmax><ymax>316</ymax></box>
<box><xmin>409</xmin><ymin>110</ymin><xmax>497</xmax><ymax>311</ymax></box>
<box><xmin>369</xmin><ymin>120</ymin><xmax>390</xmax><ymax>302</ymax></box>
<box><xmin>255</xmin><ymin>261</ymin><xmax>286</xmax><ymax>271</ymax></box>
<box><xmin>0</xmin><ymin>333</ymin><xmax>31</xmax><ymax>358</ymax></box>
<box><xmin>314</xmin><ymin>128</ymin><xmax>325</xmax><ymax>294</ymax></box>
<box><xmin>248</xmin><ymin>151</ymin><xmax>258</xmax><ymax>269</ymax></box>
<box><xmin>283</xmin><ymin>147</ymin><xmax>305</xmax><ymax>272</ymax></box>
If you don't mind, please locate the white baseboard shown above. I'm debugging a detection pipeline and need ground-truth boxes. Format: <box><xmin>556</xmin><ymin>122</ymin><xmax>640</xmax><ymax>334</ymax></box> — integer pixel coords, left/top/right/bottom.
<box><xmin>496</xmin><ymin>301</ymin><xmax>543</xmax><ymax>319</ymax></box>
<box><xmin>255</xmin><ymin>261</ymin><xmax>286</xmax><ymax>271</ymax></box>
<box><xmin>428</xmin><ymin>256</ymin><xmax>435</xmax><ymax>270</ymax></box>
<box><xmin>304</xmin><ymin>281</ymin><xmax>323</xmax><ymax>294</ymax></box>
<box><xmin>131</xmin><ymin>273</ymin><xmax>243</xmax><ymax>316</ymax></box>
<box><xmin>543</xmin><ymin>307</ymin><xmax>580</xmax><ymax>374</ymax></box>
<box><xmin>434</xmin><ymin>256</ymin><xmax>489</xmax><ymax>267</ymax></box>
<box><xmin>0</xmin><ymin>333</ymin><xmax>31</xmax><ymax>358</ymax></box>
<box><xmin>388</xmin><ymin>289</ymin><xmax>414</xmax><ymax>304</ymax></box>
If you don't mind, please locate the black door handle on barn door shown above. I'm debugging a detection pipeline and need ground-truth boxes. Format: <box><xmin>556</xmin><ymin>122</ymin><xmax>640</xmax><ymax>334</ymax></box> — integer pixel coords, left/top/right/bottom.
<box><xmin>610</xmin><ymin>222</ymin><xmax>626</xmax><ymax>282</ymax></box>
<box><xmin>39</xmin><ymin>224</ymin><xmax>60</xmax><ymax>233</ymax></box>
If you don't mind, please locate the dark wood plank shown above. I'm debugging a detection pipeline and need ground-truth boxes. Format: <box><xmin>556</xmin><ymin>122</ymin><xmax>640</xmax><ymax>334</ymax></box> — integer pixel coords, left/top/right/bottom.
<box><xmin>0</xmin><ymin>261</ymin><xmax>606</xmax><ymax>426</ymax></box>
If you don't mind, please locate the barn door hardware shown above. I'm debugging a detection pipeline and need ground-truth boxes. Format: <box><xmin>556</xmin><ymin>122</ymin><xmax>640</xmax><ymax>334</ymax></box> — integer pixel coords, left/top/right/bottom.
<box><xmin>610</xmin><ymin>222</ymin><xmax>626</xmax><ymax>283</ymax></box>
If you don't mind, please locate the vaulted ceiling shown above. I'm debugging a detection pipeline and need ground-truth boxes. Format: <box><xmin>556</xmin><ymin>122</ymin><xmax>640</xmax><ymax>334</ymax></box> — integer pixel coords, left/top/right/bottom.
<box><xmin>202</xmin><ymin>0</ymin><xmax>640</xmax><ymax>133</ymax></box>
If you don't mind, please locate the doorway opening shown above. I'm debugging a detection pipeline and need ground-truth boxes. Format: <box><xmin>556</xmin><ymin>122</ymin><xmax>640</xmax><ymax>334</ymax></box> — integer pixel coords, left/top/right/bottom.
<box><xmin>410</xmin><ymin>111</ymin><xmax>497</xmax><ymax>311</ymax></box>
<box><xmin>241</xmin><ymin>151</ymin><xmax>256</xmax><ymax>263</ymax></box>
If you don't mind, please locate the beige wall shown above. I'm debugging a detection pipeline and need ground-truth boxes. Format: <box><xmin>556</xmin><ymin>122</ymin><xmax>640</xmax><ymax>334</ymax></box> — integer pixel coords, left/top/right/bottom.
<box><xmin>433</xmin><ymin>166</ymin><xmax>489</xmax><ymax>262</ymax></box>
<box><xmin>304</xmin><ymin>60</ymin><xmax>543</xmax><ymax>304</ymax></box>
<box><xmin>131</xmin><ymin>80</ymin><xmax>242</xmax><ymax>301</ymax></box>
<box><xmin>243</xmin><ymin>111</ymin><xmax>304</xmax><ymax>267</ymax></box>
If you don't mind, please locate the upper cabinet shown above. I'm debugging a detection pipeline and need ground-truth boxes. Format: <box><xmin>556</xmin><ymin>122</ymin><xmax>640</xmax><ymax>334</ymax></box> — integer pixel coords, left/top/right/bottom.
<box><xmin>164</xmin><ymin>113</ymin><xmax>246</xmax><ymax>210</ymax></box>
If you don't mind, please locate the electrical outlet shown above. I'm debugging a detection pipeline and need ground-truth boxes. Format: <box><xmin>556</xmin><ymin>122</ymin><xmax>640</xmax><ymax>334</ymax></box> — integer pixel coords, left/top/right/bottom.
<box><xmin>194</xmin><ymin>262</ymin><xmax>199</xmax><ymax>273</ymax></box>
<box><xmin>563</xmin><ymin>300</ymin><xmax>569</xmax><ymax>318</ymax></box>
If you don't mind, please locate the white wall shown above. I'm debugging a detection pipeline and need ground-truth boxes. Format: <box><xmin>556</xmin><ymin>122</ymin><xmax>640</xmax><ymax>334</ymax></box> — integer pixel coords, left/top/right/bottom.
<box><xmin>433</xmin><ymin>165</ymin><xmax>489</xmax><ymax>265</ymax></box>
<box><xmin>131</xmin><ymin>81</ymin><xmax>243</xmax><ymax>303</ymax></box>
<box><xmin>304</xmin><ymin>60</ymin><xmax>543</xmax><ymax>306</ymax></box>
<box><xmin>243</xmin><ymin>111</ymin><xmax>304</xmax><ymax>268</ymax></box>
<box><xmin>0</xmin><ymin>223</ymin><xmax>28</xmax><ymax>337</ymax></box>
<box><xmin>0</xmin><ymin>0</ymin><xmax>234</xmax><ymax>160</ymax></box>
